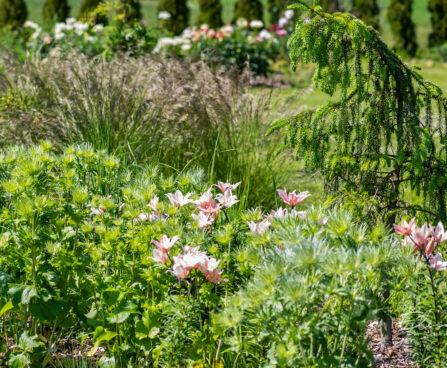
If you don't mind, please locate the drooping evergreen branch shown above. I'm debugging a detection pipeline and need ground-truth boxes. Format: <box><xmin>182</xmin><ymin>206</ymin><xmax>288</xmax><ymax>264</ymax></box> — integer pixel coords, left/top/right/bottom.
<box><xmin>269</xmin><ymin>0</ymin><xmax>447</xmax><ymax>222</ymax></box>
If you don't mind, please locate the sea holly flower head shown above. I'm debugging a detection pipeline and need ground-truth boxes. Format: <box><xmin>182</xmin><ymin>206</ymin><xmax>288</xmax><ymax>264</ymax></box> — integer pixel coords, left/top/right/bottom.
<box><xmin>214</xmin><ymin>181</ymin><xmax>241</xmax><ymax>193</ymax></box>
<box><xmin>192</xmin><ymin>212</ymin><xmax>214</xmax><ymax>229</ymax></box>
<box><xmin>277</xmin><ymin>189</ymin><xmax>311</xmax><ymax>207</ymax></box>
<box><xmin>393</xmin><ymin>217</ymin><xmax>416</xmax><ymax>236</ymax></box>
<box><xmin>216</xmin><ymin>189</ymin><xmax>239</xmax><ymax>208</ymax></box>
<box><xmin>151</xmin><ymin>235</ymin><xmax>179</xmax><ymax>253</ymax></box>
<box><xmin>429</xmin><ymin>253</ymin><xmax>447</xmax><ymax>271</ymax></box>
<box><xmin>247</xmin><ymin>219</ymin><xmax>271</xmax><ymax>234</ymax></box>
<box><xmin>166</xmin><ymin>190</ymin><xmax>194</xmax><ymax>207</ymax></box>
<box><xmin>152</xmin><ymin>248</ymin><xmax>168</xmax><ymax>264</ymax></box>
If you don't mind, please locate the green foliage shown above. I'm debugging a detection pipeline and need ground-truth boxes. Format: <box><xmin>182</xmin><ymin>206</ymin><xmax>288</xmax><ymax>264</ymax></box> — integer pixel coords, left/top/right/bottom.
<box><xmin>42</xmin><ymin>0</ymin><xmax>70</xmax><ymax>23</ymax></box>
<box><xmin>158</xmin><ymin>0</ymin><xmax>189</xmax><ymax>35</ymax></box>
<box><xmin>387</xmin><ymin>0</ymin><xmax>418</xmax><ymax>56</ymax></box>
<box><xmin>197</xmin><ymin>0</ymin><xmax>222</xmax><ymax>29</ymax></box>
<box><xmin>0</xmin><ymin>0</ymin><xmax>27</xmax><ymax>29</ymax></box>
<box><xmin>234</xmin><ymin>0</ymin><xmax>263</xmax><ymax>22</ymax></box>
<box><xmin>351</xmin><ymin>0</ymin><xmax>380</xmax><ymax>30</ymax></box>
<box><xmin>121</xmin><ymin>0</ymin><xmax>141</xmax><ymax>23</ymax></box>
<box><xmin>215</xmin><ymin>209</ymin><xmax>405</xmax><ymax>366</ymax></box>
<box><xmin>270</xmin><ymin>2</ymin><xmax>447</xmax><ymax>224</ymax></box>
<box><xmin>428</xmin><ymin>0</ymin><xmax>447</xmax><ymax>47</ymax></box>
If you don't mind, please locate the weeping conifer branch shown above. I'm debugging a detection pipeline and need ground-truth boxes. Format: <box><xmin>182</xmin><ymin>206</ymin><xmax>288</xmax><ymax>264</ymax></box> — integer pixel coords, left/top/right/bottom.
<box><xmin>269</xmin><ymin>0</ymin><xmax>447</xmax><ymax>222</ymax></box>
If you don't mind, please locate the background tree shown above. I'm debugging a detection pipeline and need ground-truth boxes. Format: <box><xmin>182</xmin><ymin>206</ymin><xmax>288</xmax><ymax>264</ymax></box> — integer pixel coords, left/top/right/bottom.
<box><xmin>387</xmin><ymin>0</ymin><xmax>418</xmax><ymax>56</ymax></box>
<box><xmin>197</xmin><ymin>0</ymin><xmax>222</xmax><ymax>29</ymax></box>
<box><xmin>320</xmin><ymin>0</ymin><xmax>343</xmax><ymax>13</ymax></box>
<box><xmin>121</xmin><ymin>0</ymin><xmax>141</xmax><ymax>23</ymax></box>
<box><xmin>42</xmin><ymin>0</ymin><xmax>70</xmax><ymax>23</ymax></box>
<box><xmin>234</xmin><ymin>0</ymin><xmax>263</xmax><ymax>22</ymax></box>
<box><xmin>351</xmin><ymin>0</ymin><xmax>380</xmax><ymax>30</ymax></box>
<box><xmin>270</xmin><ymin>0</ymin><xmax>447</xmax><ymax>345</ymax></box>
<box><xmin>158</xmin><ymin>0</ymin><xmax>189</xmax><ymax>35</ymax></box>
<box><xmin>268</xmin><ymin>0</ymin><xmax>291</xmax><ymax>24</ymax></box>
<box><xmin>428</xmin><ymin>0</ymin><xmax>447</xmax><ymax>47</ymax></box>
<box><xmin>0</xmin><ymin>0</ymin><xmax>27</xmax><ymax>29</ymax></box>
<box><xmin>78</xmin><ymin>0</ymin><xmax>101</xmax><ymax>19</ymax></box>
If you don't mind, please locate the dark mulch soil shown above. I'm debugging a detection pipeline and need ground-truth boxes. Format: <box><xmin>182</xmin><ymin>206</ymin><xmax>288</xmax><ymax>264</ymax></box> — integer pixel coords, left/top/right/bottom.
<box><xmin>367</xmin><ymin>320</ymin><xmax>417</xmax><ymax>368</ymax></box>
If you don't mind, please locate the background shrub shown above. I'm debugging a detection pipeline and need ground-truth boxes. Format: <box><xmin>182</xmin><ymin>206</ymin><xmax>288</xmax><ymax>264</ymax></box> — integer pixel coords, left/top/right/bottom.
<box><xmin>351</xmin><ymin>0</ymin><xmax>380</xmax><ymax>30</ymax></box>
<box><xmin>121</xmin><ymin>0</ymin><xmax>142</xmax><ymax>23</ymax></box>
<box><xmin>157</xmin><ymin>0</ymin><xmax>189</xmax><ymax>35</ymax></box>
<box><xmin>387</xmin><ymin>0</ymin><xmax>418</xmax><ymax>56</ymax></box>
<box><xmin>197</xmin><ymin>0</ymin><xmax>222</xmax><ymax>29</ymax></box>
<box><xmin>267</xmin><ymin>0</ymin><xmax>291</xmax><ymax>24</ymax></box>
<box><xmin>428</xmin><ymin>0</ymin><xmax>447</xmax><ymax>47</ymax></box>
<box><xmin>0</xmin><ymin>0</ymin><xmax>27</xmax><ymax>29</ymax></box>
<box><xmin>42</xmin><ymin>0</ymin><xmax>70</xmax><ymax>23</ymax></box>
<box><xmin>234</xmin><ymin>0</ymin><xmax>263</xmax><ymax>22</ymax></box>
<box><xmin>78</xmin><ymin>0</ymin><xmax>101</xmax><ymax>20</ymax></box>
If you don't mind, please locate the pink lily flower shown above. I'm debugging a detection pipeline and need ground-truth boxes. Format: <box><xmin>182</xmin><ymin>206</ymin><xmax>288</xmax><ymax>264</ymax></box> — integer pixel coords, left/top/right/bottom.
<box><xmin>277</xmin><ymin>189</ymin><xmax>311</xmax><ymax>207</ymax></box>
<box><xmin>166</xmin><ymin>190</ymin><xmax>194</xmax><ymax>207</ymax></box>
<box><xmin>174</xmin><ymin>246</ymin><xmax>207</xmax><ymax>271</ymax></box>
<box><xmin>147</xmin><ymin>195</ymin><xmax>159</xmax><ymax>212</ymax></box>
<box><xmin>91</xmin><ymin>205</ymin><xmax>105</xmax><ymax>216</ymax></box>
<box><xmin>172</xmin><ymin>262</ymin><xmax>189</xmax><ymax>279</ymax></box>
<box><xmin>214</xmin><ymin>181</ymin><xmax>241</xmax><ymax>193</ymax></box>
<box><xmin>247</xmin><ymin>219</ymin><xmax>271</xmax><ymax>234</ymax></box>
<box><xmin>135</xmin><ymin>212</ymin><xmax>150</xmax><ymax>222</ymax></box>
<box><xmin>199</xmin><ymin>257</ymin><xmax>228</xmax><ymax>283</ymax></box>
<box><xmin>393</xmin><ymin>218</ymin><xmax>416</xmax><ymax>236</ymax></box>
<box><xmin>429</xmin><ymin>253</ymin><xmax>447</xmax><ymax>271</ymax></box>
<box><xmin>191</xmin><ymin>212</ymin><xmax>214</xmax><ymax>229</ymax></box>
<box><xmin>216</xmin><ymin>189</ymin><xmax>239</xmax><ymax>208</ymax></box>
<box><xmin>152</xmin><ymin>248</ymin><xmax>168</xmax><ymax>264</ymax></box>
<box><xmin>269</xmin><ymin>207</ymin><xmax>288</xmax><ymax>219</ymax></box>
<box><xmin>290</xmin><ymin>209</ymin><xmax>307</xmax><ymax>220</ymax></box>
<box><xmin>151</xmin><ymin>235</ymin><xmax>180</xmax><ymax>253</ymax></box>
<box><xmin>196</xmin><ymin>189</ymin><xmax>221</xmax><ymax>215</ymax></box>
<box><xmin>432</xmin><ymin>222</ymin><xmax>447</xmax><ymax>244</ymax></box>
<box><xmin>410</xmin><ymin>223</ymin><xmax>433</xmax><ymax>250</ymax></box>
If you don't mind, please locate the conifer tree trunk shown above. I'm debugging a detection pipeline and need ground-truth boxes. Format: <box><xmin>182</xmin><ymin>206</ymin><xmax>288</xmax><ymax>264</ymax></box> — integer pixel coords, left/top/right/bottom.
<box><xmin>43</xmin><ymin>0</ymin><xmax>70</xmax><ymax>23</ymax></box>
<box><xmin>234</xmin><ymin>0</ymin><xmax>263</xmax><ymax>22</ymax></box>
<box><xmin>158</xmin><ymin>0</ymin><xmax>189</xmax><ymax>35</ymax></box>
<box><xmin>0</xmin><ymin>0</ymin><xmax>27</xmax><ymax>29</ymax></box>
<box><xmin>198</xmin><ymin>0</ymin><xmax>222</xmax><ymax>29</ymax></box>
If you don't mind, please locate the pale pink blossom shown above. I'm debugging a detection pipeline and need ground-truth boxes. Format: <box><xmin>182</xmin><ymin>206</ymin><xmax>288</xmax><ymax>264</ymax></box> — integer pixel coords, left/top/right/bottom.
<box><xmin>196</xmin><ymin>189</ymin><xmax>221</xmax><ymax>215</ymax></box>
<box><xmin>147</xmin><ymin>195</ymin><xmax>159</xmax><ymax>212</ymax></box>
<box><xmin>135</xmin><ymin>212</ymin><xmax>150</xmax><ymax>222</ymax></box>
<box><xmin>290</xmin><ymin>209</ymin><xmax>307</xmax><ymax>220</ymax></box>
<box><xmin>151</xmin><ymin>235</ymin><xmax>179</xmax><ymax>252</ymax></box>
<box><xmin>91</xmin><ymin>205</ymin><xmax>105</xmax><ymax>216</ymax></box>
<box><xmin>432</xmin><ymin>222</ymin><xmax>447</xmax><ymax>244</ymax></box>
<box><xmin>247</xmin><ymin>219</ymin><xmax>271</xmax><ymax>234</ymax></box>
<box><xmin>409</xmin><ymin>223</ymin><xmax>433</xmax><ymax>250</ymax></box>
<box><xmin>269</xmin><ymin>207</ymin><xmax>288</xmax><ymax>219</ymax></box>
<box><xmin>429</xmin><ymin>253</ymin><xmax>447</xmax><ymax>271</ymax></box>
<box><xmin>199</xmin><ymin>257</ymin><xmax>228</xmax><ymax>283</ymax></box>
<box><xmin>172</xmin><ymin>262</ymin><xmax>189</xmax><ymax>279</ymax></box>
<box><xmin>216</xmin><ymin>190</ymin><xmax>239</xmax><ymax>208</ymax></box>
<box><xmin>166</xmin><ymin>190</ymin><xmax>194</xmax><ymax>207</ymax></box>
<box><xmin>276</xmin><ymin>29</ymin><xmax>287</xmax><ymax>36</ymax></box>
<box><xmin>277</xmin><ymin>189</ymin><xmax>311</xmax><ymax>207</ymax></box>
<box><xmin>118</xmin><ymin>203</ymin><xmax>125</xmax><ymax>212</ymax></box>
<box><xmin>192</xmin><ymin>212</ymin><xmax>214</xmax><ymax>229</ymax></box>
<box><xmin>393</xmin><ymin>218</ymin><xmax>416</xmax><ymax>236</ymax></box>
<box><xmin>214</xmin><ymin>181</ymin><xmax>241</xmax><ymax>193</ymax></box>
<box><xmin>174</xmin><ymin>246</ymin><xmax>207</xmax><ymax>271</ymax></box>
<box><xmin>152</xmin><ymin>248</ymin><xmax>168</xmax><ymax>264</ymax></box>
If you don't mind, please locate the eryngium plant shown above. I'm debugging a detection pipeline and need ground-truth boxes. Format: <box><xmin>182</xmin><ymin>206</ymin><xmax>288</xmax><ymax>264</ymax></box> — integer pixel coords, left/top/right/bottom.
<box><xmin>215</xmin><ymin>209</ymin><xmax>407</xmax><ymax>366</ymax></box>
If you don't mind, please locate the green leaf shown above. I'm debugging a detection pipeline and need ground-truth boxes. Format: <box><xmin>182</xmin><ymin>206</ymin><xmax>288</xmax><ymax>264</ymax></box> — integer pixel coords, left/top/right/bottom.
<box><xmin>92</xmin><ymin>326</ymin><xmax>117</xmax><ymax>343</ymax></box>
<box><xmin>17</xmin><ymin>331</ymin><xmax>42</xmax><ymax>352</ymax></box>
<box><xmin>8</xmin><ymin>354</ymin><xmax>30</xmax><ymax>368</ymax></box>
<box><xmin>99</xmin><ymin>356</ymin><xmax>116</xmax><ymax>368</ymax></box>
<box><xmin>0</xmin><ymin>300</ymin><xmax>13</xmax><ymax>317</ymax></box>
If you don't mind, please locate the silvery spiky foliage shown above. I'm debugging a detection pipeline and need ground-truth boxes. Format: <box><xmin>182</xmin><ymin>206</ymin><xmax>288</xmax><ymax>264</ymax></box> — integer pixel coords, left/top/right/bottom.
<box><xmin>197</xmin><ymin>0</ymin><xmax>222</xmax><ymax>29</ymax></box>
<box><xmin>269</xmin><ymin>1</ymin><xmax>447</xmax><ymax>224</ymax></box>
<box><xmin>0</xmin><ymin>0</ymin><xmax>27</xmax><ymax>29</ymax></box>
<box><xmin>387</xmin><ymin>0</ymin><xmax>418</xmax><ymax>56</ymax></box>
<box><xmin>428</xmin><ymin>0</ymin><xmax>447</xmax><ymax>47</ymax></box>
<box><xmin>42</xmin><ymin>0</ymin><xmax>70</xmax><ymax>23</ymax></box>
